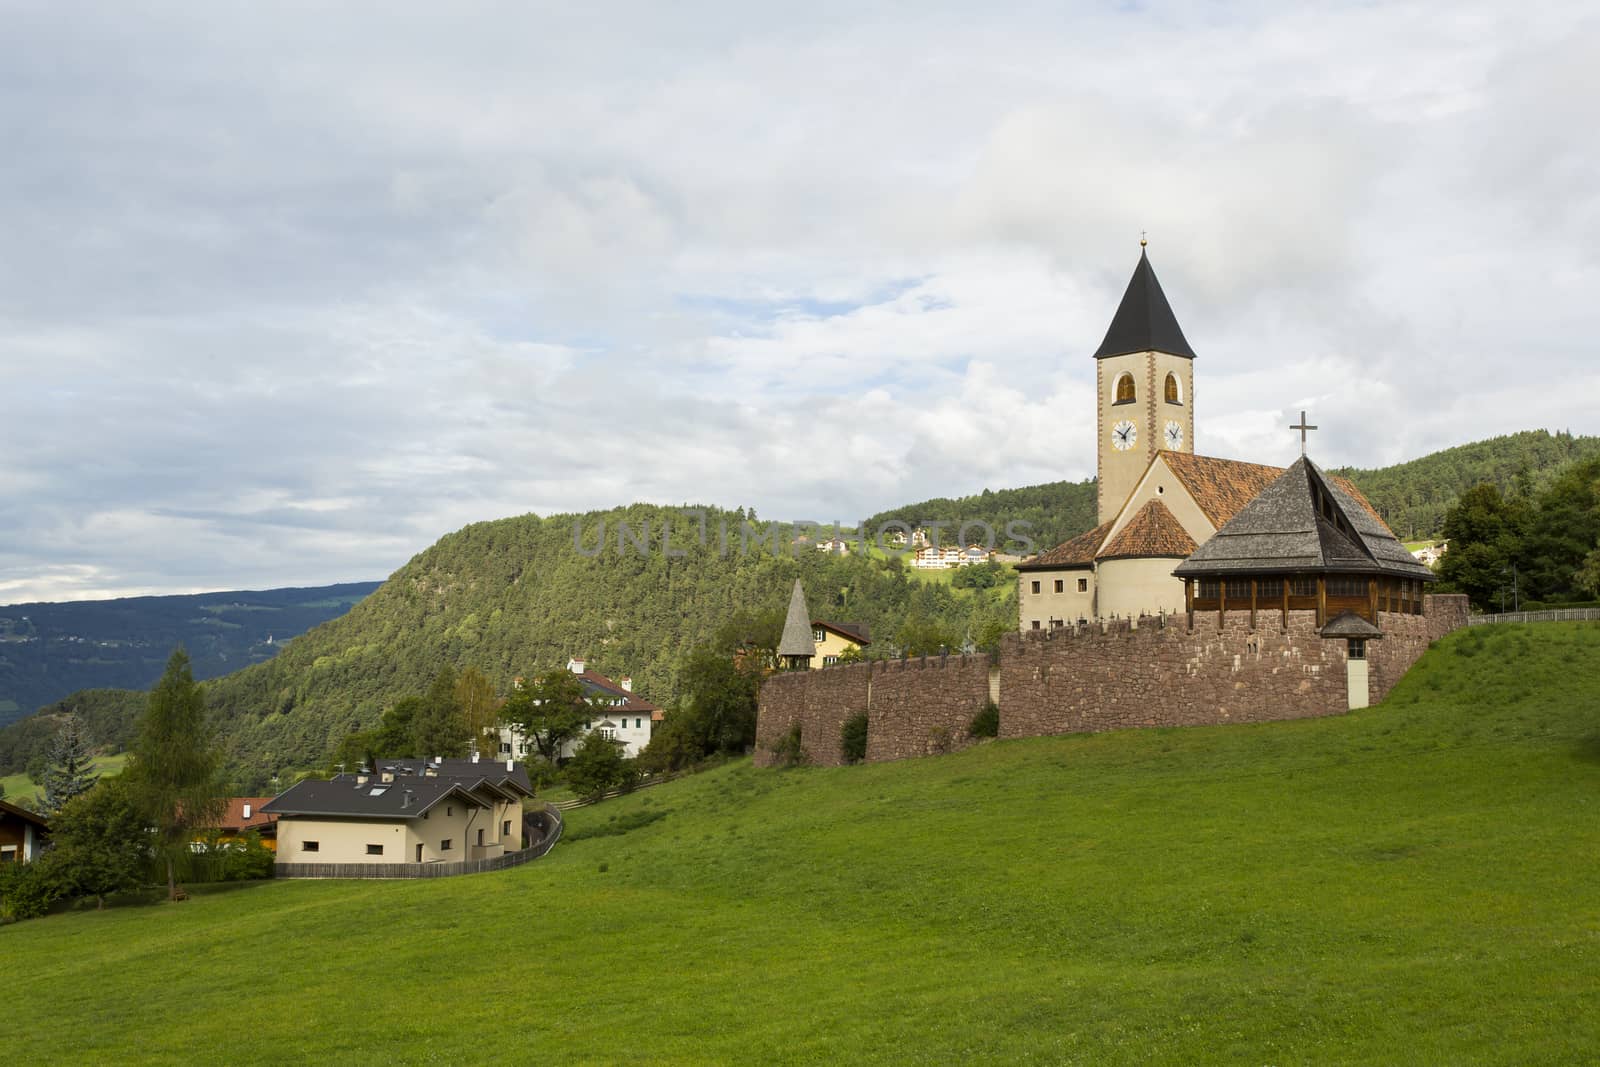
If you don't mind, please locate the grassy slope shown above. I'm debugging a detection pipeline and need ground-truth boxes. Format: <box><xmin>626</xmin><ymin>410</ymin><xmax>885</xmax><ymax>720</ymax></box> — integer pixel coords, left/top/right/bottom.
<box><xmin>11</xmin><ymin>623</ymin><xmax>1600</xmax><ymax>1064</ymax></box>
<box><xmin>1</xmin><ymin>753</ymin><xmax>126</xmax><ymax>808</ymax></box>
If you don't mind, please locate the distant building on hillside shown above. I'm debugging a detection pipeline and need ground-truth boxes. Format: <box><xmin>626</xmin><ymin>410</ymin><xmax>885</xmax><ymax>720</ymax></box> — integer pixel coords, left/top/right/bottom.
<box><xmin>498</xmin><ymin>657</ymin><xmax>662</xmax><ymax>760</ymax></box>
<box><xmin>811</xmin><ymin>620</ymin><xmax>871</xmax><ymax>667</ymax></box>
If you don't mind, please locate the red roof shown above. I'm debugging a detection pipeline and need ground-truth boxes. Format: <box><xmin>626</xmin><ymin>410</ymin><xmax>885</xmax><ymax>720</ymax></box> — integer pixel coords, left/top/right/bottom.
<box><xmin>575</xmin><ymin>670</ymin><xmax>660</xmax><ymax>714</ymax></box>
<box><xmin>220</xmin><ymin>797</ymin><xmax>278</xmax><ymax>835</ymax></box>
<box><xmin>1098</xmin><ymin>499</ymin><xmax>1197</xmax><ymax>559</ymax></box>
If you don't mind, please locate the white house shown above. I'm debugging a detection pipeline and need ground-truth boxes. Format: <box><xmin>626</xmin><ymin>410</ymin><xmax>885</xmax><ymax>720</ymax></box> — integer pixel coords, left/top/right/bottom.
<box><xmin>498</xmin><ymin>657</ymin><xmax>663</xmax><ymax>760</ymax></box>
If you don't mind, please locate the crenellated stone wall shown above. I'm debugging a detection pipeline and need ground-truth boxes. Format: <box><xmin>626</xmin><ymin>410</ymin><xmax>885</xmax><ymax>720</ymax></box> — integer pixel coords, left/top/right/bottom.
<box><xmin>754</xmin><ymin>594</ymin><xmax>1470</xmax><ymax>768</ymax></box>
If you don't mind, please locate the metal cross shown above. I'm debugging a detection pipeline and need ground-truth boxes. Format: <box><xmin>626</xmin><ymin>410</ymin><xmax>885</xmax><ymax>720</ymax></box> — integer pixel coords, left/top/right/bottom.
<box><xmin>1291</xmin><ymin>410</ymin><xmax>1318</xmax><ymax>455</ymax></box>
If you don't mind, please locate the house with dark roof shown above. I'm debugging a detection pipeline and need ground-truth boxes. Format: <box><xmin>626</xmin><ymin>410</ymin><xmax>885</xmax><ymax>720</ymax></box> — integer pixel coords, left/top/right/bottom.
<box><xmin>264</xmin><ymin>755</ymin><xmax>533</xmax><ymax>866</ymax></box>
<box><xmin>1019</xmin><ymin>246</ymin><xmax>1406</xmax><ymax>630</ymax></box>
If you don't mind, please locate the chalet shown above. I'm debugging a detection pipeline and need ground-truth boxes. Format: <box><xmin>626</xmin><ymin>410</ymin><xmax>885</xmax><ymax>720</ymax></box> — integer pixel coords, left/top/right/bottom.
<box><xmin>217</xmin><ymin>797</ymin><xmax>279</xmax><ymax>851</ymax></box>
<box><xmin>264</xmin><ymin>756</ymin><xmax>533</xmax><ymax>866</ymax></box>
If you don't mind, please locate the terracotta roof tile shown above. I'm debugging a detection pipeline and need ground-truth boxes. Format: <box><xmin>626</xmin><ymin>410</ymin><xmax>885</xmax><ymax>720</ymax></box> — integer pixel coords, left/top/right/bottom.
<box><xmin>1018</xmin><ymin>520</ymin><xmax>1114</xmax><ymax>571</ymax></box>
<box><xmin>1098</xmin><ymin>499</ymin><xmax>1198</xmax><ymax>559</ymax></box>
<box><xmin>1161</xmin><ymin>452</ymin><xmax>1285</xmax><ymax>528</ymax></box>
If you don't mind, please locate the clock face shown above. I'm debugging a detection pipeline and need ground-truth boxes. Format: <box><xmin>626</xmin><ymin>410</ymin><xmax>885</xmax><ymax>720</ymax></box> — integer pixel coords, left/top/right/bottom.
<box><xmin>1164</xmin><ymin>420</ymin><xmax>1183</xmax><ymax>449</ymax></box>
<box><xmin>1111</xmin><ymin>419</ymin><xmax>1137</xmax><ymax>451</ymax></box>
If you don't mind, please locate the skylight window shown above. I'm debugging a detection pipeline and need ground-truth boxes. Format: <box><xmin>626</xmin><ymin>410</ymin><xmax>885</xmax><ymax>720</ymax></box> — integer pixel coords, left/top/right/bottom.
<box><xmin>369</xmin><ymin>786</ymin><xmax>389</xmax><ymax>796</ymax></box>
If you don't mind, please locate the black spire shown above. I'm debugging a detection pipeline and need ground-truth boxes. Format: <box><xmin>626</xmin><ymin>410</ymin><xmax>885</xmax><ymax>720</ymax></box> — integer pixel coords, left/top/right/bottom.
<box><xmin>1092</xmin><ymin>249</ymin><xmax>1197</xmax><ymax>360</ymax></box>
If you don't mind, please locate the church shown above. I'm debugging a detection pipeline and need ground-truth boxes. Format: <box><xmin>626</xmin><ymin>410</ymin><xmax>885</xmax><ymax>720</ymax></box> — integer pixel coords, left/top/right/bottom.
<box><xmin>1018</xmin><ymin>246</ymin><xmax>1435</xmax><ymax>633</ymax></box>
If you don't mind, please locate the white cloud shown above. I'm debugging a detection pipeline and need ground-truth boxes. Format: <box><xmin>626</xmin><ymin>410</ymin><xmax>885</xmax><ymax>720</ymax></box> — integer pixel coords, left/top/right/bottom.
<box><xmin>1</xmin><ymin>1</ymin><xmax>1597</xmax><ymax>601</ymax></box>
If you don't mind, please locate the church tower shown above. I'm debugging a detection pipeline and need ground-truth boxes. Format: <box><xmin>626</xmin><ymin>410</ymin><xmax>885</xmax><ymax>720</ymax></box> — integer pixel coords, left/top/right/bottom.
<box><xmin>1093</xmin><ymin>245</ymin><xmax>1196</xmax><ymax>523</ymax></box>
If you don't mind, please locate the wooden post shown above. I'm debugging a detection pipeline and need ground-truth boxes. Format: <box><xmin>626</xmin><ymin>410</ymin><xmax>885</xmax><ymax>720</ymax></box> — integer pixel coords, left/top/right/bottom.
<box><xmin>1185</xmin><ymin>578</ymin><xmax>1194</xmax><ymax>631</ymax></box>
<box><xmin>1281</xmin><ymin>578</ymin><xmax>1289</xmax><ymax>630</ymax></box>
<box><xmin>1249</xmin><ymin>578</ymin><xmax>1257</xmax><ymax>631</ymax></box>
<box><xmin>1316</xmin><ymin>576</ymin><xmax>1326</xmax><ymax>628</ymax></box>
<box><xmin>1368</xmin><ymin>577</ymin><xmax>1378</xmax><ymax>622</ymax></box>
<box><xmin>1218</xmin><ymin>580</ymin><xmax>1226</xmax><ymax>627</ymax></box>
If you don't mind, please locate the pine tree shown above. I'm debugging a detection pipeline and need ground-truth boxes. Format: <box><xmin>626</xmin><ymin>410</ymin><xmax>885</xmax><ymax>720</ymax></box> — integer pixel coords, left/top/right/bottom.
<box><xmin>129</xmin><ymin>648</ymin><xmax>223</xmax><ymax>901</ymax></box>
<box><xmin>42</xmin><ymin>713</ymin><xmax>99</xmax><ymax>815</ymax></box>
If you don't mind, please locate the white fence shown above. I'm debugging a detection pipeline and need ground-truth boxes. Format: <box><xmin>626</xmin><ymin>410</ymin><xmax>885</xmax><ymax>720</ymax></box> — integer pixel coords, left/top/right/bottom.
<box><xmin>1467</xmin><ymin>608</ymin><xmax>1600</xmax><ymax>626</ymax></box>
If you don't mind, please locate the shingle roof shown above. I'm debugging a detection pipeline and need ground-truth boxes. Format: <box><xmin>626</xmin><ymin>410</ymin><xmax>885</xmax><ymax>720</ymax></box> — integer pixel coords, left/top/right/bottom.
<box><xmin>1016</xmin><ymin>520</ymin><xmax>1115</xmax><ymax>571</ymax></box>
<box><xmin>1098</xmin><ymin>499</ymin><xmax>1198</xmax><ymax>560</ymax></box>
<box><xmin>1093</xmin><ymin>249</ymin><xmax>1197</xmax><ymax>360</ymax></box>
<box><xmin>1321</xmin><ymin>611</ymin><xmax>1385</xmax><ymax>638</ymax></box>
<box><xmin>1173</xmin><ymin>457</ymin><xmax>1437</xmax><ymax>580</ymax></box>
<box><xmin>777</xmin><ymin>579</ymin><xmax>816</xmax><ymax>658</ymax></box>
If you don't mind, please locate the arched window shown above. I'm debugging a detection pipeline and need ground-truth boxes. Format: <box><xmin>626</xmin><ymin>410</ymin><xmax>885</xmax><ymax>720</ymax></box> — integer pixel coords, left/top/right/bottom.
<box><xmin>1114</xmin><ymin>373</ymin><xmax>1135</xmax><ymax>404</ymax></box>
<box><xmin>1164</xmin><ymin>373</ymin><xmax>1181</xmax><ymax>404</ymax></box>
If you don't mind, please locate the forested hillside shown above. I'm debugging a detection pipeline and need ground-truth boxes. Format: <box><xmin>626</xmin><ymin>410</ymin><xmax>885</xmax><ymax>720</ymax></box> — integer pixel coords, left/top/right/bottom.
<box><xmin>1332</xmin><ymin>430</ymin><xmax>1600</xmax><ymax>540</ymax></box>
<box><xmin>862</xmin><ymin>479</ymin><xmax>1097</xmax><ymax>555</ymax></box>
<box><xmin>0</xmin><ymin>582</ymin><xmax>380</xmax><ymax>729</ymax></box>
<box><xmin>204</xmin><ymin>505</ymin><xmax>1013</xmax><ymax>783</ymax></box>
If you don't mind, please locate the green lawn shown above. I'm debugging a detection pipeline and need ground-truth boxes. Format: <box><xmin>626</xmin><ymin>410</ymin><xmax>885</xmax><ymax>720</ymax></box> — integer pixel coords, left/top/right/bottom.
<box><xmin>9</xmin><ymin>623</ymin><xmax>1600</xmax><ymax>1064</ymax></box>
<box><xmin>1</xmin><ymin>753</ymin><xmax>126</xmax><ymax>808</ymax></box>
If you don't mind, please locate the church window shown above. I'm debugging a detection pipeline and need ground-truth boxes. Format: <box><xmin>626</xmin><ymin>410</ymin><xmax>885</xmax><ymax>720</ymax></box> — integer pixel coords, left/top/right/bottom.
<box><xmin>1030</xmin><ymin>620</ymin><xmax>1041</xmax><ymax>630</ymax></box>
<box><xmin>1077</xmin><ymin>578</ymin><xmax>1088</xmax><ymax>593</ymax></box>
<box><xmin>1225</xmin><ymin>579</ymin><xmax>1250</xmax><ymax>600</ymax></box>
<box><xmin>1113</xmin><ymin>373</ymin><xmax>1136</xmax><ymax>405</ymax></box>
<box><xmin>1257</xmin><ymin>578</ymin><xmax>1282</xmax><ymax>596</ymax></box>
<box><xmin>1329</xmin><ymin>576</ymin><xmax>1367</xmax><ymax>597</ymax></box>
<box><xmin>1051</xmin><ymin>619</ymin><xmax>1065</xmax><ymax>629</ymax></box>
<box><xmin>1347</xmin><ymin>639</ymin><xmax>1366</xmax><ymax>660</ymax></box>
<box><xmin>1053</xmin><ymin>579</ymin><xmax>1064</xmax><ymax>593</ymax></box>
<box><xmin>1288</xmin><ymin>577</ymin><xmax>1316</xmax><ymax>597</ymax></box>
<box><xmin>1198</xmin><ymin>579</ymin><xmax>1220</xmax><ymax>599</ymax></box>
<box><xmin>1164</xmin><ymin>373</ymin><xmax>1182</xmax><ymax>404</ymax></box>
<box><xmin>1030</xmin><ymin>581</ymin><xmax>1041</xmax><ymax>595</ymax></box>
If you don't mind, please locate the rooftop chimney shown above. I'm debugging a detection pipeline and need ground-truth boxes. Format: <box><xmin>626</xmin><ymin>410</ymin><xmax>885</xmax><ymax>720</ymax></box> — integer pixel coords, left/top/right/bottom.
<box><xmin>506</xmin><ymin>758</ymin><xmax>514</xmax><ymax>772</ymax></box>
<box><xmin>242</xmin><ymin>804</ymin><xmax>252</xmax><ymax>820</ymax></box>
<box><xmin>619</xmin><ymin>676</ymin><xmax>633</xmax><ymax>692</ymax></box>
<box><xmin>401</xmin><ymin>790</ymin><xmax>414</xmax><ymax>809</ymax></box>
<box><xmin>471</xmin><ymin>751</ymin><xmax>480</xmax><ymax>763</ymax></box>
<box><xmin>567</xmin><ymin>656</ymin><xmax>585</xmax><ymax>674</ymax></box>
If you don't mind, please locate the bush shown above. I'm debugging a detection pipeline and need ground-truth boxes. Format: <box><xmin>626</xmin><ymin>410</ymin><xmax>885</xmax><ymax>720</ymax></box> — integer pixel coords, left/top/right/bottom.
<box><xmin>768</xmin><ymin>723</ymin><xmax>808</xmax><ymax>767</ymax></box>
<box><xmin>0</xmin><ymin>860</ymin><xmax>62</xmax><ymax>924</ymax></box>
<box><xmin>565</xmin><ymin>732</ymin><xmax>638</xmax><ymax>802</ymax></box>
<box><xmin>969</xmin><ymin>701</ymin><xmax>1000</xmax><ymax>739</ymax></box>
<box><xmin>841</xmin><ymin>713</ymin><xmax>869</xmax><ymax>764</ymax></box>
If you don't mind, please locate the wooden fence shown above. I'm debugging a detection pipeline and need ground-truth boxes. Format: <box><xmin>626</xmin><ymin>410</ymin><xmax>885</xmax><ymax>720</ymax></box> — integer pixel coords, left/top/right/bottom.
<box><xmin>549</xmin><ymin>770</ymin><xmax>684</xmax><ymax>811</ymax></box>
<box><xmin>274</xmin><ymin>804</ymin><xmax>563</xmax><ymax>880</ymax></box>
<box><xmin>1466</xmin><ymin>608</ymin><xmax>1600</xmax><ymax>626</ymax></box>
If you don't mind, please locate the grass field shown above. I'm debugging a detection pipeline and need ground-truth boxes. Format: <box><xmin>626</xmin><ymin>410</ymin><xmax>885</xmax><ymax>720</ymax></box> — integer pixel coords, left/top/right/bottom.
<box><xmin>1</xmin><ymin>752</ymin><xmax>127</xmax><ymax>808</ymax></box>
<box><xmin>8</xmin><ymin>623</ymin><xmax>1600</xmax><ymax>1064</ymax></box>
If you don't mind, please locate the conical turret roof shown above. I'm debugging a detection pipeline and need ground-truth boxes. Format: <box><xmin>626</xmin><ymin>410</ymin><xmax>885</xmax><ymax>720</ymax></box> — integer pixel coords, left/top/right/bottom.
<box><xmin>777</xmin><ymin>578</ymin><xmax>816</xmax><ymax>658</ymax></box>
<box><xmin>1093</xmin><ymin>248</ymin><xmax>1197</xmax><ymax>360</ymax></box>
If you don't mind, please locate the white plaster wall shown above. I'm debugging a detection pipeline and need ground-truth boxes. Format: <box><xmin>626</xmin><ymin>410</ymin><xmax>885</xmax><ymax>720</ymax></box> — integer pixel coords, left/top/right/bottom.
<box><xmin>1019</xmin><ymin>569</ymin><xmax>1096</xmax><ymax>631</ymax></box>
<box><xmin>1096</xmin><ymin>557</ymin><xmax>1188</xmax><ymax>620</ymax></box>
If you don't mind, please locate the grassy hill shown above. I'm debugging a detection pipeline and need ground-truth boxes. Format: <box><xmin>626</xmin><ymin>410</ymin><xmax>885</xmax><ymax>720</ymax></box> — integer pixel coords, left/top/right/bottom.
<box><xmin>7</xmin><ymin>621</ymin><xmax>1598</xmax><ymax>1063</ymax></box>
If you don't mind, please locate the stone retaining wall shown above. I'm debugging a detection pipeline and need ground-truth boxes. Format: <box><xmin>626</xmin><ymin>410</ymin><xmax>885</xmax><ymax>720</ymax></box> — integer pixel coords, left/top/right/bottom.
<box><xmin>755</xmin><ymin>594</ymin><xmax>1470</xmax><ymax>768</ymax></box>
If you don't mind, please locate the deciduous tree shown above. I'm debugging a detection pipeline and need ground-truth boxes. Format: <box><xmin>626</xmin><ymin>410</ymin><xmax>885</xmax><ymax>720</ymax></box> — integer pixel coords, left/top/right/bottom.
<box><xmin>128</xmin><ymin>648</ymin><xmax>223</xmax><ymax>901</ymax></box>
<box><xmin>502</xmin><ymin>669</ymin><xmax>590</xmax><ymax>764</ymax></box>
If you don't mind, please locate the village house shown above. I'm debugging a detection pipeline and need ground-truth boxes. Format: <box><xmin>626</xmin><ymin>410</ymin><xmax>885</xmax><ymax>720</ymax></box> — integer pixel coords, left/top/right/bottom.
<box><xmin>0</xmin><ymin>799</ymin><xmax>49</xmax><ymax>864</ymax></box>
<box><xmin>498</xmin><ymin>658</ymin><xmax>662</xmax><ymax>760</ymax></box>
<box><xmin>811</xmin><ymin>619</ymin><xmax>871</xmax><ymax>667</ymax></box>
<box><xmin>264</xmin><ymin>756</ymin><xmax>533</xmax><ymax>867</ymax></box>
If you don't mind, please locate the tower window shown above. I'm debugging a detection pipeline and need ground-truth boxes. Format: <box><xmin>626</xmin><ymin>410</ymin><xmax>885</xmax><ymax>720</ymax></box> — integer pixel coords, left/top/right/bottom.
<box><xmin>1113</xmin><ymin>373</ymin><xmax>1136</xmax><ymax>405</ymax></box>
<box><xmin>1164</xmin><ymin>373</ymin><xmax>1182</xmax><ymax>404</ymax></box>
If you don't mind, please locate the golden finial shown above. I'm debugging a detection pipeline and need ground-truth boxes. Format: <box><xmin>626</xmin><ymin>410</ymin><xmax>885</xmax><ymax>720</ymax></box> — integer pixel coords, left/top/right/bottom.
<box><xmin>1139</xmin><ymin>230</ymin><xmax>1148</xmax><ymax>248</ymax></box>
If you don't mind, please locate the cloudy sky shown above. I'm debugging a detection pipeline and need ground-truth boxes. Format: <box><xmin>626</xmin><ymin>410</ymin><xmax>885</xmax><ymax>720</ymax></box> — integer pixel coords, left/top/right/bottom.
<box><xmin>2</xmin><ymin>2</ymin><xmax>1596</xmax><ymax>603</ymax></box>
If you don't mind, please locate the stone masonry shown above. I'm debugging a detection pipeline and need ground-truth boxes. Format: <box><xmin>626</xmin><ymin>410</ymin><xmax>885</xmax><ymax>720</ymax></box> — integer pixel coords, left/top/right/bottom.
<box><xmin>755</xmin><ymin>594</ymin><xmax>1469</xmax><ymax>768</ymax></box>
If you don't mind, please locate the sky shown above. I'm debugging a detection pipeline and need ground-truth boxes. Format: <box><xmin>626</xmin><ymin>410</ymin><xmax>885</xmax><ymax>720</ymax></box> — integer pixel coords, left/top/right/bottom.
<box><xmin>2</xmin><ymin>1</ymin><xmax>1597</xmax><ymax>603</ymax></box>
